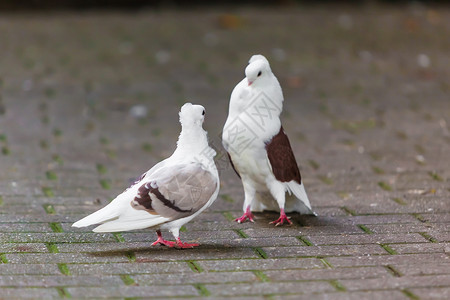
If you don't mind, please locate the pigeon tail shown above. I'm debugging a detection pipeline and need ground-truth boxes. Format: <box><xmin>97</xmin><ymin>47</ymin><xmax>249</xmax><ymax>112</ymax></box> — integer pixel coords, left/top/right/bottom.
<box><xmin>72</xmin><ymin>203</ymin><xmax>120</xmax><ymax>228</ymax></box>
<box><xmin>285</xmin><ymin>181</ymin><xmax>316</xmax><ymax>215</ymax></box>
<box><xmin>92</xmin><ymin>216</ymin><xmax>168</xmax><ymax>232</ymax></box>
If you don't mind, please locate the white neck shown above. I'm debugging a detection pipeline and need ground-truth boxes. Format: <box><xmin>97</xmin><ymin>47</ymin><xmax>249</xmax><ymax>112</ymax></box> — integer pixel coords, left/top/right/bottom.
<box><xmin>173</xmin><ymin>125</ymin><xmax>211</xmax><ymax>159</ymax></box>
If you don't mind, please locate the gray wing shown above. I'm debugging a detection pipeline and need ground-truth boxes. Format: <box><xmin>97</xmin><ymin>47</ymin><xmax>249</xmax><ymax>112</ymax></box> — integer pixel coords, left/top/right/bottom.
<box><xmin>131</xmin><ymin>163</ymin><xmax>217</xmax><ymax>220</ymax></box>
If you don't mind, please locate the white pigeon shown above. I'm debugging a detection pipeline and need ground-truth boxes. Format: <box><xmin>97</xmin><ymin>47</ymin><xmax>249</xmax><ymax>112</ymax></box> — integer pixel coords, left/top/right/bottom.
<box><xmin>222</xmin><ymin>54</ymin><xmax>315</xmax><ymax>226</ymax></box>
<box><xmin>73</xmin><ymin>103</ymin><xmax>219</xmax><ymax>248</ymax></box>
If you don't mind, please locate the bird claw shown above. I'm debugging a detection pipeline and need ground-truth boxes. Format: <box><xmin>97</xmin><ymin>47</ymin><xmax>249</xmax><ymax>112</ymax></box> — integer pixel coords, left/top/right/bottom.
<box><xmin>151</xmin><ymin>238</ymin><xmax>176</xmax><ymax>247</ymax></box>
<box><xmin>175</xmin><ymin>240</ymin><xmax>199</xmax><ymax>249</ymax></box>
<box><xmin>235</xmin><ymin>211</ymin><xmax>254</xmax><ymax>223</ymax></box>
<box><xmin>269</xmin><ymin>214</ymin><xmax>292</xmax><ymax>226</ymax></box>
<box><xmin>152</xmin><ymin>238</ymin><xmax>199</xmax><ymax>249</ymax></box>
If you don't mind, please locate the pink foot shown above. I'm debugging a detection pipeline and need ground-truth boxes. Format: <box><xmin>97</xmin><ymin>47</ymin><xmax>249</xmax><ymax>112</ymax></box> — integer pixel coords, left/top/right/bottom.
<box><xmin>151</xmin><ymin>230</ymin><xmax>176</xmax><ymax>247</ymax></box>
<box><xmin>151</xmin><ymin>231</ymin><xmax>199</xmax><ymax>249</ymax></box>
<box><xmin>175</xmin><ymin>238</ymin><xmax>199</xmax><ymax>249</ymax></box>
<box><xmin>269</xmin><ymin>209</ymin><xmax>292</xmax><ymax>226</ymax></box>
<box><xmin>235</xmin><ymin>206</ymin><xmax>254</xmax><ymax>223</ymax></box>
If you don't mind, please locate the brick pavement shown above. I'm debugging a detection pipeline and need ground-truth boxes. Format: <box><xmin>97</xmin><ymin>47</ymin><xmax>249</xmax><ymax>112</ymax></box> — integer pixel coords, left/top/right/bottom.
<box><xmin>0</xmin><ymin>4</ymin><xmax>449</xmax><ymax>299</ymax></box>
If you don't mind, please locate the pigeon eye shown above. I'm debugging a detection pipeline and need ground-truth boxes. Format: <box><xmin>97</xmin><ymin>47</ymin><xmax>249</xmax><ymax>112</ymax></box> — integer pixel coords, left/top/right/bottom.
<box><xmin>202</xmin><ymin>110</ymin><xmax>205</xmax><ymax>116</ymax></box>
<box><xmin>257</xmin><ymin>71</ymin><xmax>262</xmax><ymax>77</ymax></box>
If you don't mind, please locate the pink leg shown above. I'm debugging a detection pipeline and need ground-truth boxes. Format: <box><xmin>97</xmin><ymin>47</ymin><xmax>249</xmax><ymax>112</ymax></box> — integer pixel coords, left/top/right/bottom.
<box><xmin>151</xmin><ymin>230</ymin><xmax>176</xmax><ymax>247</ymax></box>
<box><xmin>269</xmin><ymin>208</ymin><xmax>292</xmax><ymax>226</ymax></box>
<box><xmin>175</xmin><ymin>238</ymin><xmax>199</xmax><ymax>249</ymax></box>
<box><xmin>235</xmin><ymin>206</ymin><xmax>255</xmax><ymax>223</ymax></box>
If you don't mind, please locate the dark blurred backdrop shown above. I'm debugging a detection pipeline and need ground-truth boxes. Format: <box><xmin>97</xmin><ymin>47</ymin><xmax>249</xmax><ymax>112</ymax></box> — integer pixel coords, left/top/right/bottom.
<box><xmin>0</xmin><ymin>0</ymin><xmax>446</xmax><ymax>11</ymax></box>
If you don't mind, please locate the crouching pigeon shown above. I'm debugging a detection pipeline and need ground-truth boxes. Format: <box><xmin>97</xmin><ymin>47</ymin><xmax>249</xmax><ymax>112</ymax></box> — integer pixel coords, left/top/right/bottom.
<box><xmin>73</xmin><ymin>103</ymin><xmax>219</xmax><ymax>248</ymax></box>
<box><xmin>222</xmin><ymin>54</ymin><xmax>315</xmax><ymax>226</ymax></box>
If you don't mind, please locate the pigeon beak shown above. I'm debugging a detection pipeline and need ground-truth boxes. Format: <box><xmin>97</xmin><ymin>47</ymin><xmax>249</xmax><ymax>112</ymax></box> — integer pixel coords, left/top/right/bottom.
<box><xmin>248</xmin><ymin>80</ymin><xmax>253</xmax><ymax>86</ymax></box>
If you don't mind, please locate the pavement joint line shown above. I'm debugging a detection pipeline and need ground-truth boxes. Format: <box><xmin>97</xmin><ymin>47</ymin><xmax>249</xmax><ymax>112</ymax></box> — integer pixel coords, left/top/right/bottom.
<box><xmin>391</xmin><ymin>197</ymin><xmax>407</xmax><ymax>205</ymax></box>
<box><xmin>252</xmin><ymin>270</ymin><xmax>270</xmax><ymax>282</ymax></box>
<box><xmin>46</xmin><ymin>242</ymin><xmax>60</xmax><ymax>253</ymax></box>
<box><xmin>357</xmin><ymin>224</ymin><xmax>373</xmax><ymax>234</ymax></box>
<box><xmin>186</xmin><ymin>260</ymin><xmax>204</xmax><ymax>273</ymax></box>
<box><xmin>319</xmin><ymin>258</ymin><xmax>333</xmax><ymax>269</ymax></box>
<box><xmin>125</xmin><ymin>251</ymin><xmax>136</xmax><ymax>262</ymax></box>
<box><xmin>233</xmin><ymin>229</ymin><xmax>248</xmax><ymax>238</ymax></box>
<box><xmin>222</xmin><ymin>212</ymin><xmax>234</xmax><ymax>222</ymax></box>
<box><xmin>99</xmin><ymin>179</ymin><xmax>112</xmax><ymax>190</ymax></box>
<box><xmin>380</xmin><ymin>244</ymin><xmax>398</xmax><ymax>255</ymax></box>
<box><xmin>428</xmin><ymin>171</ymin><xmax>444</xmax><ymax>182</ymax></box>
<box><xmin>193</xmin><ymin>283</ymin><xmax>211</xmax><ymax>297</ymax></box>
<box><xmin>45</xmin><ymin>170</ymin><xmax>58</xmax><ymax>180</ymax></box>
<box><xmin>113</xmin><ymin>233</ymin><xmax>125</xmax><ymax>243</ymax></box>
<box><xmin>341</xmin><ymin>206</ymin><xmax>357</xmax><ymax>216</ymax></box>
<box><xmin>297</xmin><ymin>236</ymin><xmax>314</xmax><ymax>246</ymax></box>
<box><xmin>378</xmin><ymin>181</ymin><xmax>393</xmax><ymax>191</ymax></box>
<box><xmin>42</xmin><ymin>203</ymin><xmax>56</xmax><ymax>215</ymax></box>
<box><xmin>402</xmin><ymin>289</ymin><xmax>420</xmax><ymax>300</ymax></box>
<box><xmin>58</xmin><ymin>263</ymin><xmax>71</xmax><ymax>276</ymax></box>
<box><xmin>384</xmin><ymin>265</ymin><xmax>402</xmax><ymax>277</ymax></box>
<box><xmin>56</xmin><ymin>287</ymin><xmax>72</xmax><ymax>299</ymax></box>
<box><xmin>120</xmin><ymin>274</ymin><xmax>136</xmax><ymax>286</ymax></box>
<box><xmin>49</xmin><ymin>222</ymin><xmax>64</xmax><ymax>233</ymax></box>
<box><xmin>412</xmin><ymin>213</ymin><xmax>428</xmax><ymax>223</ymax></box>
<box><xmin>96</xmin><ymin>163</ymin><xmax>107</xmax><ymax>175</ymax></box>
<box><xmin>220</xmin><ymin>194</ymin><xmax>235</xmax><ymax>203</ymax></box>
<box><xmin>329</xmin><ymin>279</ymin><xmax>346</xmax><ymax>292</ymax></box>
<box><xmin>419</xmin><ymin>232</ymin><xmax>438</xmax><ymax>243</ymax></box>
<box><xmin>252</xmin><ymin>247</ymin><xmax>268</xmax><ymax>259</ymax></box>
<box><xmin>42</xmin><ymin>187</ymin><xmax>55</xmax><ymax>198</ymax></box>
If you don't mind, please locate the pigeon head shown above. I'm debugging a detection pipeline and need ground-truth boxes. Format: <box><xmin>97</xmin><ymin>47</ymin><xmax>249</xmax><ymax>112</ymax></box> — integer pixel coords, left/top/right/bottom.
<box><xmin>179</xmin><ymin>103</ymin><xmax>206</xmax><ymax>128</ymax></box>
<box><xmin>245</xmin><ymin>54</ymin><xmax>272</xmax><ymax>86</ymax></box>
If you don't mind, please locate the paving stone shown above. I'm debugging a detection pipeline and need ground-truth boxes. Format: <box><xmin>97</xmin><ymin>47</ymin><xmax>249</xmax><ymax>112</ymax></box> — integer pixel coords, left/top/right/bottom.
<box><xmin>298</xmin><ymin>214</ymin><xmax>420</xmax><ymax>227</ymax></box>
<box><xmin>428</xmin><ymin>231</ymin><xmax>450</xmax><ymax>243</ymax></box>
<box><xmin>134</xmin><ymin>271</ymin><xmax>258</xmax><ymax>285</ymax></box>
<box><xmin>394</xmin><ymin>262</ymin><xmax>450</xmax><ymax>276</ymax></box>
<box><xmin>68</xmin><ymin>261</ymin><xmax>192</xmax><ymax>275</ymax></box>
<box><xmin>306</xmin><ymin>233</ymin><xmax>428</xmax><ymax>246</ymax></box>
<box><xmin>242</xmin><ymin>225</ymin><xmax>364</xmax><ymax>238</ymax></box>
<box><xmin>5</xmin><ymin>252</ymin><xmax>130</xmax><ymax>264</ymax></box>
<box><xmin>0</xmin><ymin>223</ymin><xmax>52</xmax><ymax>233</ymax></box>
<box><xmin>0</xmin><ymin>242</ymin><xmax>48</xmax><ymax>253</ymax></box>
<box><xmin>205</xmin><ymin>281</ymin><xmax>335</xmax><ymax>296</ymax></box>
<box><xmin>0</xmin><ymin>232</ymin><xmax>117</xmax><ymax>243</ymax></box>
<box><xmin>340</xmin><ymin>274</ymin><xmax>450</xmax><ymax>291</ymax></box>
<box><xmin>67</xmin><ymin>285</ymin><xmax>199</xmax><ymax>298</ymax></box>
<box><xmin>0</xmin><ymin>288</ymin><xmax>60</xmax><ymax>299</ymax></box>
<box><xmin>0</xmin><ymin>264</ymin><xmax>62</xmax><ymax>275</ymax></box>
<box><xmin>409</xmin><ymin>287</ymin><xmax>450</xmax><ymax>299</ymax></box>
<box><xmin>327</xmin><ymin>253</ymin><xmax>450</xmax><ymax>268</ymax></box>
<box><xmin>388</xmin><ymin>242</ymin><xmax>449</xmax><ymax>254</ymax></box>
<box><xmin>262</xmin><ymin>244</ymin><xmax>388</xmax><ymax>258</ymax></box>
<box><xmin>272</xmin><ymin>290</ymin><xmax>410</xmax><ymax>300</ymax></box>
<box><xmin>200</xmin><ymin>258</ymin><xmax>325</xmax><ymax>272</ymax></box>
<box><xmin>0</xmin><ymin>275</ymin><xmax>123</xmax><ymax>287</ymax></box>
<box><xmin>265</xmin><ymin>266</ymin><xmax>390</xmax><ymax>281</ymax></box>
<box><xmin>365</xmin><ymin>223</ymin><xmax>449</xmax><ymax>234</ymax></box>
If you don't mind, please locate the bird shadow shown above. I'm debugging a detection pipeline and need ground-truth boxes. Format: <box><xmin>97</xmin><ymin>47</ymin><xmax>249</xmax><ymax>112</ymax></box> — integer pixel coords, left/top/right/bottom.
<box><xmin>86</xmin><ymin>243</ymin><xmax>244</xmax><ymax>262</ymax></box>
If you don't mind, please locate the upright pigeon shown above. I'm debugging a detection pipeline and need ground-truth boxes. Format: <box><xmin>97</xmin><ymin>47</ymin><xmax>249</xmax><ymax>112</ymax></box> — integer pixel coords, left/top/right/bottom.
<box><xmin>73</xmin><ymin>103</ymin><xmax>219</xmax><ymax>248</ymax></box>
<box><xmin>222</xmin><ymin>55</ymin><xmax>315</xmax><ymax>226</ymax></box>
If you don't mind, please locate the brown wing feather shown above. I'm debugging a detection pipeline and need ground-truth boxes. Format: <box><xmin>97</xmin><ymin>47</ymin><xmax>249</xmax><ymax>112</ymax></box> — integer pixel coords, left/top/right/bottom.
<box><xmin>131</xmin><ymin>164</ymin><xmax>217</xmax><ymax>220</ymax></box>
<box><xmin>265</xmin><ymin>126</ymin><xmax>302</xmax><ymax>184</ymax></box>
